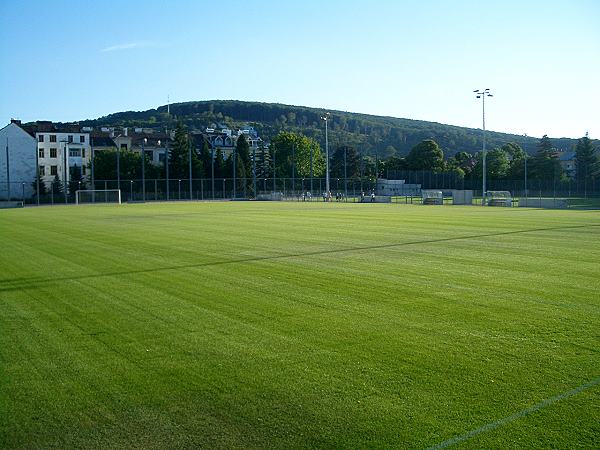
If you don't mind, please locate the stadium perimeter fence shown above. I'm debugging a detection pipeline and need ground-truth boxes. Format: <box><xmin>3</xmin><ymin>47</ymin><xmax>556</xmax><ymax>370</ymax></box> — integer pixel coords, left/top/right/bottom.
<box><xmin>1</xmin><ymin>173</ymin><xmax>599</xmax><ymax>209</ymax></box>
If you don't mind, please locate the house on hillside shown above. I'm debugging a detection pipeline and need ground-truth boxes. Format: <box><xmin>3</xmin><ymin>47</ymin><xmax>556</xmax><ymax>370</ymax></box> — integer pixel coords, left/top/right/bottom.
<box><xmin>0</xmin><ymin>120</ymin><xmax>37</xmax><ymax>200</ymax></box>
<box><xmin>30</xmin><ymin>121</ymin><xmax>92</xmax><ymax>187</ymax></box>
<box><xmin>557</xmin><ymin>151</ymin><xmax>576</xmax><ymax>178</ymax></box>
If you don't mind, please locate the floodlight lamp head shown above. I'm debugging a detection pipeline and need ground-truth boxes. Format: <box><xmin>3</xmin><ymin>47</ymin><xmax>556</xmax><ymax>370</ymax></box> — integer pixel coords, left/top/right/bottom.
<box><xmin>473</xmin><ymin>90</ymin><xmax>480</xmax><ymax>93</ymax></box>
<box><xmin>143</xmin><ymin>137</ymin><xmax>148</xmax><ymax>144</ymax></box>
<box><xmin>476</xmin><ymin>95</ymin><xmax>481</xmax><ymax>98</ymax></box>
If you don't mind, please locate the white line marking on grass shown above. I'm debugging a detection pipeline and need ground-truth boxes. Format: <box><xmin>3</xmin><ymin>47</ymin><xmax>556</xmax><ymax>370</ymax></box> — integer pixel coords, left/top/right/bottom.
<box><xmin>427</xmin><ymin>376</ymin><xmax>600</xmax><ymax>449</ymax></box>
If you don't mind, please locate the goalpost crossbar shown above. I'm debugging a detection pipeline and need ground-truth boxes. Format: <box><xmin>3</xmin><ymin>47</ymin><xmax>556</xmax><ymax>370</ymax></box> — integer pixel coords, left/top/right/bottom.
<box><xmin>75</xmin><ymin>190</ymin><xmax>122</xmax><ymax>205</ymax></box>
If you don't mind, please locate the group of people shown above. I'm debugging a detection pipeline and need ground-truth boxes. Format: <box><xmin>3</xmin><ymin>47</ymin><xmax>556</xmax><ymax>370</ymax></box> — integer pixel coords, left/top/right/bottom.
<box><xmin>361</xmin><ymin>191</ymin><xmax>377</xmax><ymax>202</ymax></box>
<box><xmin>299</xmin><ymin>190</ymin><xmax>377</xmax><ymax>202</ymax></box>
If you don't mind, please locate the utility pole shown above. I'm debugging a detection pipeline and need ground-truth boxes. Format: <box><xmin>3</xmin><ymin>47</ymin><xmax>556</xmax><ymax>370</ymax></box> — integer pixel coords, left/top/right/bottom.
<box><xmin>63</xmin><ymin>141</ymin><xmax>68</xmax><ymax>204</ymax></box>
<box><xmin>233</xmin><ymin>141</ymin><xmax>237</xmax><ymax>199</ymax></box>
<box><xmin>188</xmin><ymin>134</ymin><xmax>193</xmax><ymax>200</ymax></box>
<box><xmin>292</xmin><ymin>142</ymin><xmax>296</xmax><ymax>195</ymax></box>
<box><xmin>141</xmin><ymin>138</ymin><xmax>147</xmax><ymax>201</ymax></box>
<box><xmin>344</xmin><ymin>146</ymin><xmax>348</xmax><ymax>197</ymax></box>
<box><xmin>474</xmin><ymin>89</ymin><xmax>493</xmax><ymax>204</ymax></box>
<box><xmin>6</xmin><ymin>138</ymin><xmax>11</xmax><ymax>200</ymax></box>
<box><xmin>211</xmin><ymin>148</ymin><xmax>215</xmax><ymax>199</ymax></box>
<box><xmin>310</xmin><ymin>143</ymin><xmax>313</xmax><ymax>193</ymax></box>
<box><xmin>321</xmin><ymin>112</ymin><xmax>330</xmax><ymax>195</ymax></box>
<box><xmin>252</xmin><ymin>146</ymin><xmax>257</xmax><ymax>197</ymax></box>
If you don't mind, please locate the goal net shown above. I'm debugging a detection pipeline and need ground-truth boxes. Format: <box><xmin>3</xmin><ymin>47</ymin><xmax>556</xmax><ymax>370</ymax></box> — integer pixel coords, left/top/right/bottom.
<box><xmin>421</xmin><ymin>190</ymin><xmax>443</xmax><ymax>205</ymax></box>
<box><xmin>76</xmin><ymin>190</ymin><xmax>122</xmax><ymax>205</ymax></box>
<box><xmin>486</xmin><ymin>191</ymin><xmax>512</xmax><ymax>207</ymax></box>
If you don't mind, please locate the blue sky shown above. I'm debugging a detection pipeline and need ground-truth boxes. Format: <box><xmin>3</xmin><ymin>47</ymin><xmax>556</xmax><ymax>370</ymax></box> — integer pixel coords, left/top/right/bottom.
<box><xmin>1</xmin><ymin>0</ymin><xmax>598</xmax><ymax>139</ymax></box>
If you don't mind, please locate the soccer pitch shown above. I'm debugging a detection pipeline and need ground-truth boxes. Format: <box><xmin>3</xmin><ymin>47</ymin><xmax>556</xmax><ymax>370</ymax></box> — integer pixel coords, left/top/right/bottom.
<box><xmin>1</xmin><ymin>202</ymin><xmax>599</xmax><ymax>449</ymax></box>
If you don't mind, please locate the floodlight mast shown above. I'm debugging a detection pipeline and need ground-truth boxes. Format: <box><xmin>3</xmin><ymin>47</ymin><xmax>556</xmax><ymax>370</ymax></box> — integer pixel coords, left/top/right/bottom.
<box><xmin>321</xmin><ymin>112</ymin><xmax>330</xmax><ymax>196</ymax></box>
<box><xmin>474</xmin><ymin>89</ymin><xmax>493</xmax><ymax>204</ymax></box>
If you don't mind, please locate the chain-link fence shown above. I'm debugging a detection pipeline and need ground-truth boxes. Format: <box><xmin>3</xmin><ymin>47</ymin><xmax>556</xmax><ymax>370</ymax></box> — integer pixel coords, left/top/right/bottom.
<box><xmin>2</xmin><ymin>173</ymin><xmax>599</xmax><ymax>208</ymax></box>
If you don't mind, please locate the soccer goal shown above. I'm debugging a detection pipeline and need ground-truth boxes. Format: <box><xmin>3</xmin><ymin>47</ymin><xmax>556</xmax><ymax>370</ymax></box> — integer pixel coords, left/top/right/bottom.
<box><xmin>486</xmin><ymin>191</ymin><xmax>512</xmax><ymax>207</ymax></box>
<box><xmin>421</xmin><ymin>190</ymin><xmax>443</xmax><ymax>205</ymax></box>
<box><xmin>75</xmin><ymin>189</ymin><xmax>122</xmax><ymax>205</ymax></box>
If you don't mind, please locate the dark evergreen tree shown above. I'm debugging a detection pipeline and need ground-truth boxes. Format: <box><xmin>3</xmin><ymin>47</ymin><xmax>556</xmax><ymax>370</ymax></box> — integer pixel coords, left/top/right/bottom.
<box><xmin>331</xmin><ymin>145</ymin><xmax>360</xmax><ymax>178</ymax></box>
<box><xmin>51</xmin><ymin>174</ymin><xmax>63</xmax><ymax>194</ymax></box>
<box><xmin>88</xmin><ymin>150</ymin><xmax>161</xmax><ymax>180</ymax></box>
<box><xmin>169</xmin><ymin>122</ymin><xmax>190</xmax><ymax>179</ymax></box>
<box><xmin>214</xmin><ymin>148</ymin><xmax>226</xmax><ymax>178</ymax></box>
<box><xmin>32</xmin><ymin>176</ymin><xmax>48</xmax><ymax>197</ymax></box>
<box><xmin>68</xmin><ymin>164</ymin><xmax>85</xmax><ymax>194</ymax></box>
<box><xmin>530</xmin><ymin>135</ymin><xmax>563</xmax><ymax>180</ymax></box>
<box><xmin>235</xmin><ymin>134</ymin><xmax>251</xmax><ymax>172</ymax></box>
<box><xmin>575</xmin><ymin>134</ymin><xmax>598</xmax><ymax>182</ymax></box>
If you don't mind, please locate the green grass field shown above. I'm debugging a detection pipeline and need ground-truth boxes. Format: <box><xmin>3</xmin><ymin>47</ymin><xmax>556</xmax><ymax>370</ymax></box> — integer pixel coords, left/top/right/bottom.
<box><xmin>1</xmin><ymin>202</ymin><xmax>599</xmax><ymax>449</ymax></box>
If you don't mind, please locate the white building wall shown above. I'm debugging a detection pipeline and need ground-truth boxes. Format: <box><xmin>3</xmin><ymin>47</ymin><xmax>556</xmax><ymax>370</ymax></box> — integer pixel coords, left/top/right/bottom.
<box><xmin>36</xmin><ymin>131</ymin><xmax>91</xmax><ymax>185</ymax></box>
<box><xmin>0</xmin><ymin>123</ymin><xmax>37</xmax><ymax>200</ymax></box>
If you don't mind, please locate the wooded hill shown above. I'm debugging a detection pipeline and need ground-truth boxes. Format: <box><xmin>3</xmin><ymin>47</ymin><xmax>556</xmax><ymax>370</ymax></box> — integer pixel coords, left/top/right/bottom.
<box><xmin>80</xmin><ymin>100</ymin><xmax>579</xmax><ymax>157</ymax></box>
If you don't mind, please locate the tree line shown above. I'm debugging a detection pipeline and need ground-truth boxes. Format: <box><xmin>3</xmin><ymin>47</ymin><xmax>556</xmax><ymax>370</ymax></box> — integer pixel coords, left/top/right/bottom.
<box><xmin>35</xmin><ymin>123</ymin><xmax>598</xmax><ymax>197</ymax></box>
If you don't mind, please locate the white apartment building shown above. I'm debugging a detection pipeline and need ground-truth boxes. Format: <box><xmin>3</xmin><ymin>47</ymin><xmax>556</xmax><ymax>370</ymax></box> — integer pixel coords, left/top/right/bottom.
<box><xmin>36</xmin><ymin>128</ymin><xmax>91</xmax><ymax>185</ymax></box>
<box><xmin>0</xmin><ymin>120</ymin><xmax>37</xmax><ymax>200</ymax></box>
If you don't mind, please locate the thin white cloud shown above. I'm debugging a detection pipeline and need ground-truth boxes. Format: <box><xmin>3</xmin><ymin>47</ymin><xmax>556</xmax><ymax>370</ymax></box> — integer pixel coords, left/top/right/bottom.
<box><xmin>101</xmin><ymin>41</ymin><xmax>158</xmax><ymax>52</ymax></box>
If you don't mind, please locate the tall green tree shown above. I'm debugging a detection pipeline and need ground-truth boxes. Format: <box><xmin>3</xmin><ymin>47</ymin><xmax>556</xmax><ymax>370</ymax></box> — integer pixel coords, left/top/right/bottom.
<box><xmin>68</xmin><ymin>164</ymin><xmax>85</xmax><ymax>194</ymax></box>
<box><xmin>51</xmin><ymin>174</ymin><xmax>63</xmax><ymax>194</ymax></box>
<box><xmin>235</xmin><ymin>134</ymin><xmax>251</xmax><ymax>172</ymax></box>
<box><xmin>384</xmin><ymin>156</ymin><xmax>408</xmax><ymax>172</ymax></box>
<box><xmin>530</xmin><ymin>135</ymin><xmax>563</xmax><ymax>180</ymax></box>
<box><xmin>169</xmin><ymin>122</ymin><xmax>203</xmax><ymax>179</ymax></box>
<box><xmin>32</xmin><ymin>176</ymin><xmax>48</xmax><ymax>197</ymax></box>
<box><xmin>270</xmin><ymin>131</ymin><xmax>324</xmax><ymax>178</ymax></box>
<box><xmin>331</xmin><ymin>145</ymin><xmax>360</xmax><ymax>178</ymax></box>
<box><xmin>405</xmin><ymin>139</ymin><xmax>444</xmax><ymax>171</ymax></box>
<box><xmin>501</xmin><ymin>142</ymin><xmax>526</xmax><ymax>161</ymax></box>
<box><xmin>88</xmin><ymin>150</ymin><xmax>160</xmax><ymax>180</ymax></box>
<box><xmin>502</xmin><ymin>143</ymin><xmax>527</xmax><ymax>179</ymax></box>
<box><xmin>214</xmin><ymin>148</ymin><xmax>226</xmax><ymax>178</ymax></box>
<box><xmin>472</xmin><ymin>148</ymin><xmax>510</xmax><ymax>180</ymax></box>
<box><xmin>575</xmin><ymin>134</ymin><xmax>598</xmax><ymax>182</ymax></box>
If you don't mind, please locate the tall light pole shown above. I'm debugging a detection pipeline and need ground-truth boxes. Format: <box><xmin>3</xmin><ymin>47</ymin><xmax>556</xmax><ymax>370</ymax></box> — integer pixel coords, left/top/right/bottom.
<box><xmin>321</xmin><ymin>112</ymin><xmax>330</xmax><ymax>195</ymax></box>
<box><xmin>61</xmin><ymin>139</ymin><xmax>68</xmax><ymax>204</ymax></box>
<box><xmin>188</xmin><ymin>134</ymin><xmax>193</xmax><ymax>200</ymax></box>
<box><xmin>523</xmin><ymin>133</ymin><xmax>528</xmax><ymax>201</ymax></box>
<box><xmin>474</xmin><ymin>89</ymin><xmax>492</xmax><ymax>204</ymax></box>
<box><xmin>142</xmin><ymin>137</ymin><xmax>147</xmax><ymax>201</ymax></box>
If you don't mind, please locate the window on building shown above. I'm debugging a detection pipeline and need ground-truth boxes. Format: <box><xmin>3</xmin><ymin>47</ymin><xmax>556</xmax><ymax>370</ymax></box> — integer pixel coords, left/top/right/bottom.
<box><xmin>50</xmin><ymin>148</ymin><xmax>57</xmax><ymax>158</ymax></box>
<box><xmin>82</xmin><ymin>166</ymin><xmax>87</xmax><ymax>175</ymax></box>
<box><xmin>120</xmin><ymin>143</ymin><xmax>128</xmax><ymax>150</ymax></box>
<box><xmin>38</xmin><ymin>148</ymin><xmax>45</xmax><ymax>158</ymax></box>
<box><xmin>50</xmin><ymin>166</ymin><xmax>58</xmax><ymax>176</ymax></box>
<box><xmin>39</xmin><ymin>166</ymin><xmax>46</xmax><ymax>176</ymax></box>
<box><xmin>81</xmin><ymin>149</ymin><xmax>86</xmax><ymax>159</ymax></box>
<box><xmin>69</xmin><ymin>149</ymin><xmax>81</xmax><ymax>157</ymax></box>
<box><xmin>79</xmin><ymin>135</ymin><xmax>85</xmax><ymax>143</ymax></box>
<box><xmin>50</xmin><ymin>135</ymin><xmax>57</xmax><ymax>142</ymax></box>
<box><xmin>67</xmin><ymin>135</ymin><xmax>73</xmax><ymax>143</ymax></box>
<box><xmin>38</xmin><ymin>135</ymin><xmax>44</xmax><ymax>142</ymax></box>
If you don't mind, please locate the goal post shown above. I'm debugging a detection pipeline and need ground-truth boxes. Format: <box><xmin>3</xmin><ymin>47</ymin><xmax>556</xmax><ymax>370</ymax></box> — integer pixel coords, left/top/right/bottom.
<box><xmin>75</xmin><ymin>189</ymin><xmax>122</xmax><ymax>205</ymax></box>
<box><xmin>421</xmin><ymin>190</ymin><xmax>443</xmax><ymax>205</ymax></box>
<box><xmin>485</xmin><ymin>191</ymin><xmax>512</xmax><ymax>207</ymax></box>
